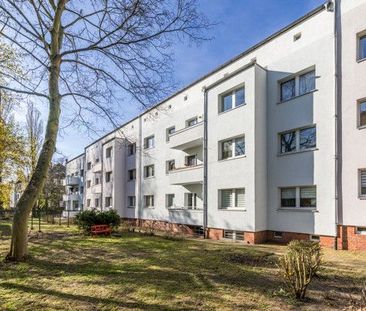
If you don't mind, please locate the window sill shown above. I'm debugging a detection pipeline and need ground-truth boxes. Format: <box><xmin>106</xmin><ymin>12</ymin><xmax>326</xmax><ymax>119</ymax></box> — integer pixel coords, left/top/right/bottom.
<box><xmin>277</xmin><ymin>148</ymin><xmax>318</xmax><ymax>157</ymax></box>
<box><xmin>277</xmin><ymin>89</ymin><xmax>318</xmax><ymax>104</ymax></box>
<box><xmin>357</xmin><ymin>125</ymin><xmax>366</xmax><ymax>130</ymax></box>
<box><xmin>277</xmin><ymin>208</ymin><xmax>318</xmax><ymax>213</ymax></box>
<box><xmin>218</xmin><ymin>103</ymin><xmax>246</xmax><ymax>115</ymax></box>
<box><xmin>127</xmin><ymin>206</ymin><xmax>135</xmax><ymax>209</ymax></box>
<box><xmin>218</xmin><ymin>155</ymin><xmax>246</xmax><ymax>162</ymax></box>
<box><xmin>144</xmin><ymin>176</ymin><xmax>155</xmax><ymax>180</ymax></box>
<box><xmin>358</xmin><ymin>196</ymin><xmax>366</xmax><ymax>200</ymax></box>
<box><xmin>143</xmin><ymin>147</ymin><xmax>155</xmax><ymax>151</ymax></box>
<box><xmin>357</xmin><ymin>57</ymin><xmax>366</xmax><ymax>63</ymax></box>
<box><xmin>218</xmin><ymin>208</ymin><xmax>246</xmax><ymax>212</ymax></box>
<box><xmin>144</xmin><ymin>206</ymin><xmax>155</xmax><ymax>209</ymax></box>
<box><xmin>127</xmin><ymin>179</ymin><xmax>136</xmax><ymax>182</ymax></box>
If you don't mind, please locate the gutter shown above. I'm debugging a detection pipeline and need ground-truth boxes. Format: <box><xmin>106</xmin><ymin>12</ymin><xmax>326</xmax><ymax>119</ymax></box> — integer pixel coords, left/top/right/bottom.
<box><xmin>333</xmin><ymin>0</ymin><xmax>342</xmax><ymax>249</ymax></box>
<box><xmin>203</xmin><ymin>87</ymin><xmax>208</xmax><ymax>237</ymax></box>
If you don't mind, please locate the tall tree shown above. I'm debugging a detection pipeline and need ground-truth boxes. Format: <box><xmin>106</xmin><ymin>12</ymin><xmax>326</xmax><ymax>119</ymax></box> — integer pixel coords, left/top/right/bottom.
<box><xmin>0</xmin><ymin>0</ymin><xmax>210</xmax><ymax>260</ymax></box>
<box><xmin>0</xmin><ymin>42</ymin><xmax>25</xmax><ymax>211</ymax></box>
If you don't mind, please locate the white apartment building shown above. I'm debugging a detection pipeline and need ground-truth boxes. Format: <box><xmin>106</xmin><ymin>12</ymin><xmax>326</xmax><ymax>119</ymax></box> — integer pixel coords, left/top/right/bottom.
<box><xmin>63</xmin><ymin>0</ymin><xmax>366</xmax><ymax>250</ymax></box>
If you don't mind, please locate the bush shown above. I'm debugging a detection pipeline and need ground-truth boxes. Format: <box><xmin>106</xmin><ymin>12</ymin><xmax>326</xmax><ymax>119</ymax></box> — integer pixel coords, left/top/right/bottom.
<box><xmin>75</xmin><ymin>209</ymin><xmax>121</xmax><ymax>233</ymax></box>
<box><xmin>279</xmin><ymin>240</ymin><xmax>322</xmax><ymax>300</ymax></box>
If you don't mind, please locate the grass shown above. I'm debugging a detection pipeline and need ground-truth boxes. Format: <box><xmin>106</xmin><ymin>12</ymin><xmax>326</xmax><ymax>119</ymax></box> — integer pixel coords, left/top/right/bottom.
<box><xmin>0</xmin><ymin>220</ymin><xmax>365</xmax><ymax>310</ymax></box>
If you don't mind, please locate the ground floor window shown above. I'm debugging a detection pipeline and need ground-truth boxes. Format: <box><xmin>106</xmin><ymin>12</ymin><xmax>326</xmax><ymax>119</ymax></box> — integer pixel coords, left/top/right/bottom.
<box><xmin>166</xmin><ymin>194</ymin><xmax>175</xmax><ymax>208</ymax></box>
<box><xmin>128</xmin><ymin>196</ymin><xmax>136</xmax><ymax>208</ymax></box>
<box><xmin>105</xmin><ymin>197</ymin><xmax>112</xmax><ymax>207</ymax></box>
<box><xmin>185</xmin><ymin>193</ymin><xmax>197</xmax><ymax>209</ymax></box>
<box><xmin>219</xmin><ymin>188</ymin><xmax>245</xmax><ymax>209</ymax></box>
<box><xmin>144</xmin><ymin>195</ymin><xmax>154</xmax><ymax>208</ymax></box>
<box><xmin>280</xmin><ymin>186</ymin><xmax>316</xmax><ymax>208</ymax></box>
<box><xmin>360</xmin><ymin>169</ymin><xmax>366</xmax><ymax>197</ymax></box>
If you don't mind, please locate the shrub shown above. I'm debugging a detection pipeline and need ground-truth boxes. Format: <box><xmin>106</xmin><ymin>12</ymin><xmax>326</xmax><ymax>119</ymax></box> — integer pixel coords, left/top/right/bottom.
<box><xmin>75</xmin><ymin>209</ymin><xmax>121</xmax><ymax>233</ymax></box>
<box><xmin>279</xmin><ymin>240</ymin><xmax>322</xmax><ymax>300</ymax></box>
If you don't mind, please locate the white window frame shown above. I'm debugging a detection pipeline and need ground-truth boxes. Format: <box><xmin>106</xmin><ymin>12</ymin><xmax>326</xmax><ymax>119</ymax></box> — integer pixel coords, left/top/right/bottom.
<box><xmin>359</xmin><ymin>169</ymin><xmax>366</xmax><ymax>198</ymax></box>
<box><xmin>186</xmin><ymin>117</ymin><xmax>198</xmax><ymax>127</ymax></box>
<box><xmin>128</xmin><ymin>169</ymin><xmax>136</xmax><ymax>181</ymax></box>
<box><xmin>127</xmin><ymin>196</ymin><xmax>136</xmax><ymax>208</ymax></box>
<box><xmin>166</xmin><ymin>160</ymin><xmax>175</xmax><ymax>173</ymax></box>
<box><xmin>184</xmin><ymin>193</ymin><xmax>198</xmax><ymax>209</ymax></box>
<box><xmin>144</xmin><ymin>195</ymin><xmax>154</xmax><ymax>208</ymax></box>
<box><xmin>357</xmin><ymin>98</ymin><xmax>366</xmax><ymax>128</ymax></box>
<box><xmin>166</xmin><ymin>194</ymin><xmax>175</xmax><ymax>208</ymax></box>
<box><xmin>279</xmin><ymin>68</ymin><xmax>316</xmax><ymax>102</ymax></box>
<box><xmin>219</xmin><ymin>135</ymin><xmax>245</xmax><ymax>160</ymax></box>
<box><xmin>279</xmin><ymin>186</ymin><xmax>317</xmax><ymax>209</ymax></box>
<box><xmin>144</xmin><ymin>165</ymin><xmax>155</xmax><ymax>178</ymax></box>
<box><xmin>105</xmin><ymin>196</ymin><xmax>112</xmax><ymax>207</ymax></box>
<box><xmin>219</xmin><ymin>85</ymin><xmax>245</xmax><ymax>113</ymax></box>
<box><xmin>87</xmin><ymin>199</ymin><xmax>91</xmax><ymax>207</ymax></box>
<box><xmin>166</xmin><ymin>126</ymin><xmax>175</xmax><ymax>141</ymax></box>
<box><xmin>106</xmin><ymin>146</ymin><xmax>112</xmax><ymax>158</ymax></box>
<box><xmin>218</xmin><ymin>188</ymin><xmax>245</xmax><ymax>210</ymax></box>
<box><xmin>95</xmin><ymin>198</ymin><xmax>99</xmax><ymax>208</ymax></box>
<box><xmin>87</xmin><ymin>180</ymin><xmax>91</xmax><ymax>188</ymax></box>
<box><xmin>185</xmin><ymin>154</ymin><xmax>197</xmax><ymax>167</ymax></box>
<box><xmin>357</xmin><ymin>30</ymin><xmax>366</xmax><ymax>61</ymax></box>
<box><xmin>105</xmin><ymin>171</ymin><xmax>112</xmax><ymax>183</ymax></box>
<box><xmin>144</xmin><ymin>135</ymin><xmax>155</xmax><ymax>149</ymax></box>
<box><xmin>127</xmin><ymin>143</ymin><xmax>136</xmax><ymax>156</ymax></box>
<box><xmin>279</xmin><ymin>125</ymin><xmax>316</xmax><ymax>155</ymax></box>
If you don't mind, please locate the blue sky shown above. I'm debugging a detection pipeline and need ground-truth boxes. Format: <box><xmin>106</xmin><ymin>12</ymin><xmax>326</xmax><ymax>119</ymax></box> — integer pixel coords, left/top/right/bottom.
<box><xmin>57</xmin><ymin>0</ymin><xmax>325</xmax><ymax>160</ymax></box>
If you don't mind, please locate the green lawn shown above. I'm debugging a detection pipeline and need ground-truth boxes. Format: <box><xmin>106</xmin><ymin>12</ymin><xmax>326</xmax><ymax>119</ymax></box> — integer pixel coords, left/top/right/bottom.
<box><xmin>0</xmin><ymin>220</ymin><xmax>365</xmax><ymax>311</ymax></box>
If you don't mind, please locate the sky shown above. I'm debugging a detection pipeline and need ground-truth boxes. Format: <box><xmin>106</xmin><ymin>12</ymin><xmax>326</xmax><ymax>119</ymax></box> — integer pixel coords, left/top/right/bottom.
<box><xmin>55</xmin><ymin>0</ymin><xmax>325</xmax><ymax>160</ymax></box>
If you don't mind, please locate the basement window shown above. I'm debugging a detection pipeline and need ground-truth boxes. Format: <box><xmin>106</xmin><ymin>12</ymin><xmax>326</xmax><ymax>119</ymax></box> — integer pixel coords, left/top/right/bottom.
<box><xmin>223</xmin><ymin>230</ymin><xmax>244</xmax><ymax>241</ymax></box>
<box><xmin>356</xmin><ymin>227</ymin><xmax>366</xmax><ymax>235</ymax></box>
<box><xmin>274</xmin><ymin>231</ymin><xmax>283</xmax><ymax>239</ymax></box>
<box><xmin>310</xmin><ymin>235</ymin><xmax>320</xmax><ymax>242</ymax></box>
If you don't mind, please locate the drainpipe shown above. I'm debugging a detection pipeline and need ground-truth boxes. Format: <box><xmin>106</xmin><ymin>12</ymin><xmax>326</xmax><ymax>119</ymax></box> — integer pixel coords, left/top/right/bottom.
<box><xmin>203</xmin><ymin>87</ymin><xmax>208</xmax><ymax>237</ymax></box>
<box><xmin>333</xmin><ymin>0</ymin><xmax>342</xmax><ymax>249</ymax></box>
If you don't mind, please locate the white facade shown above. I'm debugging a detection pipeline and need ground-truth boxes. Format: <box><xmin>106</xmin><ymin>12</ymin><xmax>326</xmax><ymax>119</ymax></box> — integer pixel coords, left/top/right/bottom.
<box><xmin>64</xmin><ymin>0</ymin><xmax>366</xmax><ymax>249</ymax></box>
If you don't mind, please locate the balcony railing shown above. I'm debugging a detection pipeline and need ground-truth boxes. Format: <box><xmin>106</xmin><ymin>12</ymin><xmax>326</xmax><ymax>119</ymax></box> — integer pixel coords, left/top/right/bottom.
<box><xmin>169</xmin><ymin>164</ymin><xmax>203</xmax><ymax>185</ymax></box>
<box><xmin>92</xmin><ymin>162</ymin><xmax>102</xmax><ymax>173</ymax></box>
<box><xmin>168</xmin><ymin>121</ymin><xmax>203</xmax><ymax>150</ymax></box>
<box><xmin>63</xmin><ymin>176</ymin><xmax>81</xmax><ymax>186</ymax></box>
<box><xmin>62</xmin><ymin>193</ymin><xmax>82</xmax><ymax>201</ymax></box>
<box><xmin>92</xmin><ymin>184</ymin><xmax>102</xmax><ymax>194</ymax></box>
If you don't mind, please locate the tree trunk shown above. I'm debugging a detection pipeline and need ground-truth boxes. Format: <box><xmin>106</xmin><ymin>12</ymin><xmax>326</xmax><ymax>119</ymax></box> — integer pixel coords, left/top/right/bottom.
<box><xmin>6</xmin><ymin>1</ymin><xmax>65</xmax><ymax>261</ymax></box>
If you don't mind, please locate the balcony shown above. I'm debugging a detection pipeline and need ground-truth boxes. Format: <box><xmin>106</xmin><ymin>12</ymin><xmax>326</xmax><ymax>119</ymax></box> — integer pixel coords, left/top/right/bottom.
<box><xmin>63</xmin><ymin>176</ymin><xmax>81</xmax><ymax>186</ymax></box>
<box><xmin>92</xmin><ymin>184</ymin><xmax>102</xmax><ymax>194</ymax></box>
<box><xmin>169</xmin><ymin>121</ymin><xmax>203</xmax><ymax>150</ymax></box>
<box><xmin>169</xmin><ymin>164</ymin><xmax>203</xmax><ymax>185</ymax></box>
<box><xmin>92</xmin><ymin>162</ymin><xmax>102</xmax><ymax>172</ymax></box>
<box><xmin>62</xmin><ymin>193</ymin><xmax>82</xmax><ymax>201</ymax></box>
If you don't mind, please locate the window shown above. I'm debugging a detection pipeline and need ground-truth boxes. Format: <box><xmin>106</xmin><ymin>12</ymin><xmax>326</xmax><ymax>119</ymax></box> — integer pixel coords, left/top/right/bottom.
<box><xmin>185</xmin><ymin>155</ymin><xmax>197</xmax><ymax>167</ymax></box>
<box><xmin>166</xmin><ymin>160</ymin><xmax>175</xmax><ymax>173</ymax></box>
<box><xmin>106</xmin><ymin>147</ymin><xmax>112</xmax><ymax>158</ymax></box>
<box><xmin>299</xmin><ymin>71</ymin><xmax>316</xmax><ymax>96</ymax></box>
<box><xmin>128</xmin><ymin>169</ymin><xmax>136</xmax><ymax>181</ymax></box>
<box><xmin>166</xmin><ymin>126</ymin><xmax>175</xmax><ymax>141</ymax></box>
<box><xmin>105</xmin><ymin>171</ymin><xmax>112</xmax><ymax>183</ymax></box>
<box><xmin>280</xmin><ymin>69</ymin><xmax>316</xmax><ymax>102</ymax></box>
<box><xmin>186</xmin><ymin>117</ymin><xmax>198</xmax><ymax>127</ymax></box>
<box><xmin>105</xmin><ymin>197</ymin><xmax>112</xmax><ymax>207</ymax></box>
<box><xmin>144</xmin><ymin>165</ymin><xmax>154</xmax><ymax>178</ymax></box>
<box><xmin>87</xmin><ymin>199</ymin><xmax>91</xmax><ymax>207</ymax></box>
<box><xmin>300</xmin><ymin>186</ymin><xmax>316</xmax><ymax>208</ymax></box>
<box><xmin>87</xmin><ymin>180</ymin><xmax>91</xmax><ymax>188</ymax></box>
<box><xmin>80</xmin><ymin>169</ymin><xmax>84</xmax><ymax>177</ymax></box>
<box><xmin>220</xmin><ymin>136</ymin><xmax>245</xmax><ymax>160</ymax></box>
<box><xmin>281</xmin><ymin>188</ymin><xmax>296</xmax><ymax>207</ymax></box>
<box><xmin>280</xmin><ymin>186</ymin><xmax>317</xmax><ymax>208</ymax></box>
<box><xmin>95</xmin><ymin>158</ymin><xmax>100</xmax><ymax>163</ymax></box>
<box><xmin>358</xmin><ymin>34</ymin><xmax>366</xmax><ymax>60</ymax></box>
<box><xmin>356</xmin><ymin>227</ymin><xmax>366</xmax><ymax>235</ymax></box>
<box><xmin>95</xmin><ymin>198</ymin><xmax>99</xmax><ymax>208</ymax></box>
<box><xmin>95</xmin><ymin>177</ymin><xmax>100</xmax><ymax>185</ymax></box>
<box><xmin>144</xmin><ymin>135</ymin><xmax>155</xmax><ymax>149</ymax></box>
<box><xmin>87</xmin><ymin>162</ymin><xmax>91</xmax><ymax>170</ymax></box>
<box><xmin>128</xmin><ymin>196</ymin><xmax>136</xmax><ymax>208</ymax></box>
<box><xmin>358</xmin><ymin>100</ymin><xmax>366</xmax><ymax>127</ymax></box>
<box><xmin>185</xmin><ymin>193</ymin><xmax>197</xmax><ymax>209</ymax></box>
<box><xmin>144</xmin><ymin>195</ymin><xmax>154</xmax><ymax>208</ymax></box>
<box><xmin>360</xmin><ymin>169</ymin><xmax>366</xmax><ymax>197</ymax></box>
<box><xmin>219</xmin><ymin>188</ymin><xmax>245</xmax><ymax>209</ymax></box>
<box><xmin>280</xmin><ymin>126</ymin><xmax>316</xmax><ymax>154</ymax></box>
<box><xmin>166</xmin><ymin>194</ymin><xmax>175</xmax><ymax>208</ymax></box>
<box><xmin>220</xmin><ymin>86</ymin><xmax>245</xmax><ymax>112</ymax></box>
<box><xmin>72</xmin><ymin>201</ymin><xmax>79</xmax><ymax>210</ymax></box>
<box><xmin>128</xmin><ymin>143</ymin><xmax>136</xmax><ymax>156</ymax></box>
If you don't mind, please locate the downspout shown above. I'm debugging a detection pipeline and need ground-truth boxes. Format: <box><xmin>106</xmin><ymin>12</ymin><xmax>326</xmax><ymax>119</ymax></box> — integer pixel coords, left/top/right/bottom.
<box><xmin>333</xmin><ymin>0</ymin><xmax>342</xmax><ymax>249</ymax></box>
<box><xmin>203</xmin><ymin>87</ymin><xmax>208</xmax><ymax>237</ymax></box>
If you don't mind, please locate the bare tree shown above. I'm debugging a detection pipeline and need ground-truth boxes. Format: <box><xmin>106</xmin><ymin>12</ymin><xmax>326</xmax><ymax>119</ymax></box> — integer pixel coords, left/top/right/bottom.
<box><xmin>0</xmin><ymin>0</ymin><xmax>210</xmax><ymax>260</ymax></box>
<box><xmin>25</xmin><ymin>102</ymin><xmax>43</xmax><ymax>178</ymax></box>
